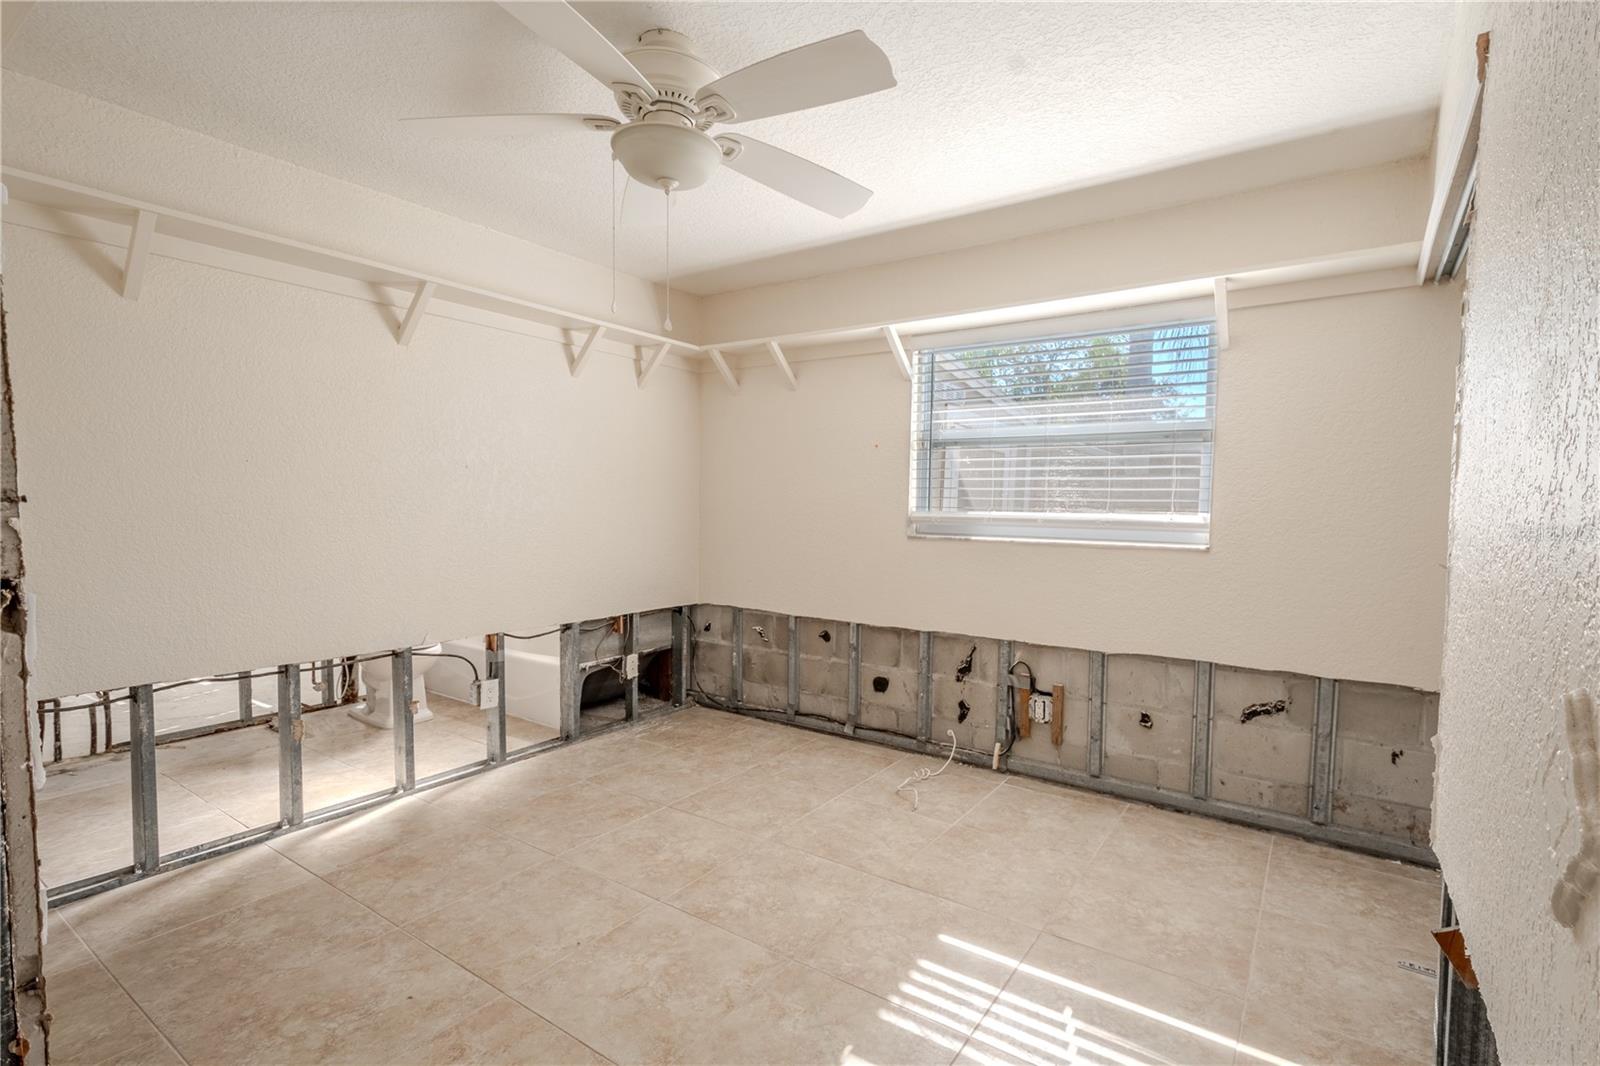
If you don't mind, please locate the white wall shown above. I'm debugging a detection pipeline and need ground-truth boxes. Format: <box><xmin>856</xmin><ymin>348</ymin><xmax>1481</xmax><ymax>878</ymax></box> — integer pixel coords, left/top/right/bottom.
<box><xmin>2</xmin><ymin>73</ymin><xmax>704</xmax><ymax>699</ymax></box>
<box><xmin>699</xmin><ymin>281</ymin><xmax>1459</xmax><ymax>692</ymax></box>
<box><xmin>1434</xmin><ymin>2</ymin><xmax>1600</xmax><ymax>1060</ymax></box>
<box><xmin>5</xmin><ymin>223</ymin><xmax>699</xmax><ymax>699</ymax></box>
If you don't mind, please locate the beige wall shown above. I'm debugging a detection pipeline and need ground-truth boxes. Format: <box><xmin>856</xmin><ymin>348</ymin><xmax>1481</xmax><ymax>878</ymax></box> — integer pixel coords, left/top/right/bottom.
<box><xmin>1434</xmin><ymin>2</ymin><xmax>1600</xmax><ymax>1059</ymax></box>
<box><xmin>699</xmin><ymin>157</ymin><xmax>1430</xmax><ymax>345</ymax></box>
<box><xmin>6</xmin><ymin>224</ymin><xmax>700</xmax><ymax>698</ymax></box>
<box><xmin>699</xmin><ymin>282</ymin><xmax>1460</xmax><ymax>691</ymax></box>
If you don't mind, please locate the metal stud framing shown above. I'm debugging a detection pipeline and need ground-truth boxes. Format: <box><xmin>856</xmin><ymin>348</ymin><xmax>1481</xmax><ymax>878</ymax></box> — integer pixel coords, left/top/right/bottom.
<box><xmin>127</xmin><ymin>684</ymin><xmax>159</xmax><ymax>872</ymax></box>
<box><xmin>786</xmin><ymin>614</ymin><xmax>799</xmax><ymax>718</ymax></box>
<box><xmin>487</xmin><ymin>634</ymin><xmax>508</xmax><ymax>765</ymax></box>
<box><xmin>1191</xmin><ymin>661</ymin><xmax>1214</xmax><ymax>799</ymax></box>
<box><xmin>672</xmin><ymin>607</ymin><xmax>690</xmax><ymax>706</ymax></box>
<box><xmin>276</xmin><ymin>664</ymin><xmax>303</xmax><ymax>826</ymax></box>
<box><xmin>845</xmin><ymin>623</ymin><xmax>862</xmax><ymax>735</ymax></box>
<box><xmin>559</xmin><ymin>623</ymin><xmax>581</xmax><ymax>740</ymax></box>
<box><xmin>917</xmin><ymin>632</ymin><xmax>933</xmax><ymax>743</ymax></box>
<box><xmin>392</xmin><ymin>648</ymin><xmax>415</xmax><ymax>791</ymax></box>
<box><xmin>1311</xmin><ymin>678</ymin><xmax>1339</xmax><ymax>824</ymax></box>
<box><xmin>996</xmin><ymin>640</ymin><xmax>1013</xmax><ymax>762</ymax></box>
<box><xmin>1088</xmin><ymin>651</ymin><xmax>1107</xmax><ymax>777</ymax></box>
<box><xmin>731</xmin><ymin>607</ymin><xmax>745</xmax><ymax>705</ymax></box>
<box><xmin>625</xmin><ymin>613</ymin><xmax>640</xmax><ymax>722</ymax></box>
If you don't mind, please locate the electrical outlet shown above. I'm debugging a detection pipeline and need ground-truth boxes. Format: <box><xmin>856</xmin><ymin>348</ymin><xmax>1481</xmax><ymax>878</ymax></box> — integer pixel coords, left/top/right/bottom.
<box><xmin>624</xmin><ymin>653</ymin><xmax>640</xmax><ymax>679</ymax></box>
<box><xmin>1028</xmin><ymin>692</ymin><xmax>1053</xmax><ymax>723</ymax></box>
<box><xmin>475</xmin><ymin>678</ymin><xmax>500</xmax><ymax>710</ymax></box>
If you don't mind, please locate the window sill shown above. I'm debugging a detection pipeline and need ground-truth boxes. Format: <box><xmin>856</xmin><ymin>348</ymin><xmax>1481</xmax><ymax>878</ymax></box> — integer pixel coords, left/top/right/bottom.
<box><xmin>906</xmin><ymin>529</ymin><xmax>1211</xmax><ymax>551</ymax></box>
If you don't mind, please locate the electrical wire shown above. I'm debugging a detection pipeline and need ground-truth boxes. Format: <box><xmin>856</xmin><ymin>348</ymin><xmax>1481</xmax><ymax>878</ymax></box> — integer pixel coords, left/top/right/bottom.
<box><xmin>895</xmin><ymin>729</ymin><xmax>961</xmax><ymax>812</ymax></box>
<box><xmin>501</xmin><ymin>627</ymin><xmax>562</xmax><ymax>641</ymax></box>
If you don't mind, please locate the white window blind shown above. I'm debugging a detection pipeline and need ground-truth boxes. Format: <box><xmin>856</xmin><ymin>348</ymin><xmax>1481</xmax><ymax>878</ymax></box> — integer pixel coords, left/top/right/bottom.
<box><xmin>909</xmin><ymin>316</ymin><xmax>1217</xmax><ymax>546</ymax></box>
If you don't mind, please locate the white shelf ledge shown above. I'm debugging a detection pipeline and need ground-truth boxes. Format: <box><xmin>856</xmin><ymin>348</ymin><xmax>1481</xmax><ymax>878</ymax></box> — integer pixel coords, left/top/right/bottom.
<box><xmin>0</xmin><ymin>167</ymin><xmax>692</xmax><ymax>354</ymax></box>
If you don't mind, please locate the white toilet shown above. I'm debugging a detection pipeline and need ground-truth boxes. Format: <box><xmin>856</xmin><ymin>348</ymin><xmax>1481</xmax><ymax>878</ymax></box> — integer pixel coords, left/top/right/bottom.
<box><xmin>350</xmin><ymin>644</ymin><xmax>440</xmax><ymax>729</ymax></box>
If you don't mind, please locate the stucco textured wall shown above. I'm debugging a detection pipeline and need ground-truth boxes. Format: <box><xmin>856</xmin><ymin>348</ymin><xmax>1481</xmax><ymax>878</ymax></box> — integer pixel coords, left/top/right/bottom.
<box><xmin>5</xmin><ymin>225</ymin><xmax>700</xmax><ymax>698</ymax></box>
<box><xmin>1434</xmin><ymin>2</ymin><xmax>1600</xmax><ymax>1060</ymax></box>
<box><xmin>699</xmin><ymin>284</ymin><xmax>1460</xmax><ymax>691</ymax></box>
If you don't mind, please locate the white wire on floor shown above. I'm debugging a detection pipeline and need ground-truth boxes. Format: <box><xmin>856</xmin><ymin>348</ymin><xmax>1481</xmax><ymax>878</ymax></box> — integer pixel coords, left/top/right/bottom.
<box><xmin>896</xmin><ymin>729</ymin><xmax>963</xmax><ymax>812</ymax></box>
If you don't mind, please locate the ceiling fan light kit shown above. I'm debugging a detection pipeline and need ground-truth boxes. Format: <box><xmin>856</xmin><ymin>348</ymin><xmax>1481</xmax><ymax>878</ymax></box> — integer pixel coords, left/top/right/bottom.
<box><xmin>405</xmin><ymin>2</ymin><xmax>897</xmax><ymax>216</ymax></box>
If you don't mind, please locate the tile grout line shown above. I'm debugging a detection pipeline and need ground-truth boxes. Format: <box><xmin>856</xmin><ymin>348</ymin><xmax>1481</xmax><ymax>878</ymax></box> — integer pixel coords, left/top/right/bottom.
<box><xmin>1236</xmin><ymin>834</ymin><xmax>1276</xmax><ymax>1047</ymax></box>
<box><xmin>52</xmin><ymin>913</ymin><xmax>194</xmax><ymax>1066</ymax></box>
<box><xmin>648</xmin><ymin>885</ymin><xmax>1002</xmax><ymax>1058</ymax></box>
<box><xmin>275</xmin><ymin>830</ymin><xmax>622</xmax><ymax>1065</ymax></box>
<box><xmin>946</xmin><ymin>926</ymin><xmax>1044</xmax><ymax>1066</ymax></box>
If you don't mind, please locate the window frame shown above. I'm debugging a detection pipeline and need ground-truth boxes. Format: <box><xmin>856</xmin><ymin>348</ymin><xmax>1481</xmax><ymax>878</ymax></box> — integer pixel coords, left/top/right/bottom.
<box><xmin>905</xmin><ymin>302</ymin><xmax>1218</xmax><ymax>549</ymax></box>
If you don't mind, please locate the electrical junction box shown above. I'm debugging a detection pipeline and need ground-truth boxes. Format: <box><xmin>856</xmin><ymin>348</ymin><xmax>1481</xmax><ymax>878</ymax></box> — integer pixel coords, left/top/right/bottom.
<box><xmin>624</xmin><ymin>653</ymin><xmax>640</xmax><ymax>679</ymax></box>
<box><xmin>1028</xmin><ymin>692</ymin><xmax>1053</xmax><ymax>724</ymax></box>
<box><xmin>475</xmin><ymin>677</ymin><xmax>500</xmax><ymax>710</ymax></box>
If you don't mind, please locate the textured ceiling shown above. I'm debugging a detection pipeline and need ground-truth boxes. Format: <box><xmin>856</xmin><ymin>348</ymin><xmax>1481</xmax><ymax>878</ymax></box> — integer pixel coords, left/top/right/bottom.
<box><xmin>2</xmin><ymin>2</ymin><xmax>1452</xmax><ymax>292</ymax></box>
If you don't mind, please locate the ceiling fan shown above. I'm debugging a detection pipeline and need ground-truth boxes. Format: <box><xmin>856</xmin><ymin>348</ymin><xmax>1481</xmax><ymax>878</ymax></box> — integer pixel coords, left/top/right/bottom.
<box><xmin>402</xmin><ymin>1</ymin><xmax>897</xmax><ymax>219</ymax></box>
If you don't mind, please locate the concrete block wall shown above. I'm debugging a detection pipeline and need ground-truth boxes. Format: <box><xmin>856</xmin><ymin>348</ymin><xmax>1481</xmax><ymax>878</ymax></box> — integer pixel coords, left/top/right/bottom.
<box><xmin>688</xmin><ymin>605</ymin><xmax>735</xmax><ymax>700</ymax></box>
<box><xmin>687</xmin><ymin>604</ymin><xmax>1438</xmax><ymax>858</ymax></box>
<box><xmin>930</xmin><ymin>633</ymin><xmax>1001</xmax><ymax>754</ymax></box>
<box><xmin>857</xmin><ymin>625</ymin><xmax>921</xmax><ymax>737</ymax></box>
<box><xmin>796</xmin><ymin>617</ymin><xmax>850</xmax><ymax>722</ymax></box>
<box><xmin>1103</xmin><ymin>654</ymin><xmax>1195</xmax><ymax>792</ymax></box>
<box><xmin>1331</xmin><ymin>681</ymin><xmax>1437</xmax><ymax>846</ymax></box>
<box><xmin>1209</xmin><ymin>666</ymin><xmax>1319</xmax><ymax>817</ymax></box>
<box><xmin>738</xmin><ymin>609</ymin><xmax>791</xmax><ymax>712</ymax></box>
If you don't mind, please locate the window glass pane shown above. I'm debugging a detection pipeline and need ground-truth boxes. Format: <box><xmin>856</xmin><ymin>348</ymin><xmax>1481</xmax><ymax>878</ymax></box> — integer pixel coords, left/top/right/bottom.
<box><xmin>911</xmin><ymin>318</ymin><xmax>1216</xmax><ymax>545</ymax></box>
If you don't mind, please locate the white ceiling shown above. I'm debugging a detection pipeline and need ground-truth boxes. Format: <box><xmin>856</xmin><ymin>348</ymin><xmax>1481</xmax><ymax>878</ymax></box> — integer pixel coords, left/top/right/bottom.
<box><xmin>2</xmin><ymin>2</ymin><xmax>1453</xmax><ymax>294</ymax></box>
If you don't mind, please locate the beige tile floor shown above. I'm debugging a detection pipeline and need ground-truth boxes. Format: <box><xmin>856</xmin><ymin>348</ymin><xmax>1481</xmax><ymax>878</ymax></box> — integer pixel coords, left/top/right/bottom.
<box><xmin>36</xmin><ymin>695</ymin><xmax>558</xmax><ymax>888</ymax></box>
<box><xmin>45</xmin><ymin>706</ymin><xmax>1442</xmax><ymax>1065</ymax></box>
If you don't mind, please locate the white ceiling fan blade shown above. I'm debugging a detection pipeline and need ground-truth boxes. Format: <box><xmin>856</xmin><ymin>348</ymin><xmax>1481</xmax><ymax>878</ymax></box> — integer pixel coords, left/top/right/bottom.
<box><xmin>400</xmin><ymin>113</ymin><xmax>616</xmax><ymax>136</ymax></box>
<box><xmin>697</xmin><ymin>30</ymin><xmax>895</xmax><ymax>124</ymax></box>
<box><xmin>498</xmin><ymin>1</ymin><xmax>655</xmax><ymax>94</ymax></box>
<box><xmin>717</xmin><ymin>135</ymin><xmax>873</xmax><ymax>218</ymax></box>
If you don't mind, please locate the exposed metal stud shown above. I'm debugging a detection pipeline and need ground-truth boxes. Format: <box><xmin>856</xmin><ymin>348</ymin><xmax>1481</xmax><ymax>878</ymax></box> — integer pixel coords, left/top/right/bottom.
<box><xmin>765</xmin><ymin>340</ymin><xmax>798</xmax><ymax>389</ymax></box>
<box><xmin>397</xmin><ymin>280</ymin><xmax>436</xmax><ymax>346</ymax></box>
<box><xmin>392</xmin><ymin>648</ymin><xmax>415</xmax><ymax>791</ymax></box>
<box><xmin>786</xmin><ymin>614</ymin><xmax>799</xmax><ymax>718</ymax></box>
<box><xmin>916</xmin><ymin>632</ymin><xmax>933</xmax><ymax>743</ymax></box>
<box><xmin>731</xmin><ymin>607</ymin><xmax>745</xmax><ymax>705</ymax></box>
<box><xmin>671</xmin><ymin>607</ymin><xmax>690</xmax><ymax>707</ymax></box>
<box><xmin>1311</xmin><ymin>678</ymin><xmax>1339</xmax><ymax>824</ymax></box>
<box><xmin>846</xmin><ymin>622</ymin><xmax>861</xmax><ymax>735</ymax></box>
<box><xmin>127</xmin><ymin>684</ymin><xmax>159</xmax><ymax>871</ymax></box>
<box><xmin>1088</xmin><ymin>651</ymin><xmax>1106</xmax><ymax>777</ymax></box>
<box><xmin>487</xmin><ymin>634</ymin><xmax>508</xmax><ymax>765</ymax></box>
<box><xmin>121</xmin><ymin>209</ymin><xmax>157</xmax><ymax>300</ymax></box>
<box><xmin>624</xmin><ymin>613</ymin><xmax>640</xmax><ymax>722</ymax></box>
<box><xmin>559</xmin><ymin>623</ymin><xmax>581</xmax><ymax>740</ymax></box>
<box><xmin>1191</xmin><ymin>661</ymin><xmax>1214</xmax><ymax>799</ymax></box>
<box><xmin>237</xmin><ymin>670</ymin><xmax>253</xmax><ymax>724</ymax></box>
<box><xmin>276</xmin><ymin>664</ymin><xmax>303</xmax><ymax>826</ymax></box>
<box><xmin>996</xmin><ymin>640</ymin><xmax>1013</xmax><ymax>761</ymax></box>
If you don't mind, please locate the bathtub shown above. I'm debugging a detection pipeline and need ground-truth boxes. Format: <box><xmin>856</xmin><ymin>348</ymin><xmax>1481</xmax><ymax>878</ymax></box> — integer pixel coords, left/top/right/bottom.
<box><xmin>429</xmin><ymin>634</ymin><xmax>561</xmax><ymax>731</ymax></box>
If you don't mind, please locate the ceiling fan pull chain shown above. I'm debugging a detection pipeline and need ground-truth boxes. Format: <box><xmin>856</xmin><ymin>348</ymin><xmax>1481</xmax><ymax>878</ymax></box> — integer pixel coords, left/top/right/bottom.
<box><xmin>663</xmin><ymin>184</ymin><xmax>673</xmax><ymax>332</ymax></box>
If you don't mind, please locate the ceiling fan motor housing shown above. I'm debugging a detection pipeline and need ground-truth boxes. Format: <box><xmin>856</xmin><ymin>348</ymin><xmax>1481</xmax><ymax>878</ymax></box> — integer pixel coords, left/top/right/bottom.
<box><xmin>608</xmin><ymin>29</ymin><xmax>725</xmax><ymax>191</ymax></box>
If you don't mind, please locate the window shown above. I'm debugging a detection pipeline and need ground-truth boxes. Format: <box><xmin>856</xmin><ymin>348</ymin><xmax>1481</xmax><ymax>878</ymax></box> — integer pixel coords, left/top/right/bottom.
<box><xmin>909</xmin><ymin>311</ymin><xmax>1217</xmax><ymax>547</ymax></box>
